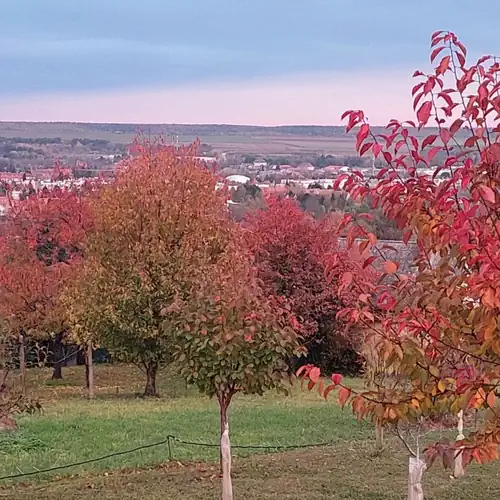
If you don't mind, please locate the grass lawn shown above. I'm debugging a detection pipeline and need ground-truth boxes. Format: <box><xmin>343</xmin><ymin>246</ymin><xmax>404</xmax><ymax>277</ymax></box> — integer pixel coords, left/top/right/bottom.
<box><xmin>1</xmin><ymin>364</ymin><xmax>499</xmax><ymax>499</ymax></box>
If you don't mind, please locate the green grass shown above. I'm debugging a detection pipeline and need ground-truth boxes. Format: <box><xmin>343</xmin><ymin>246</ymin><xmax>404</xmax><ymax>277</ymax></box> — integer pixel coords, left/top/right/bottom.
<box><xmin>2</xmin><ymin>365</ymin><xmax>500</xmax><ymax>499</ymax></box>
<box><xmin>0</xmin><ymin>365</ymin><xmax>369</xmax><ymax>482</ymax></box>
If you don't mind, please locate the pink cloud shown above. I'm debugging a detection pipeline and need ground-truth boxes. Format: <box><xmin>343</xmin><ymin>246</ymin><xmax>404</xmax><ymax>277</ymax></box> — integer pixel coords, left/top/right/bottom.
<box><xmin>0</xmin><ymin>69</ymin><xmax>415</xmax><ymax>126</ymax></box>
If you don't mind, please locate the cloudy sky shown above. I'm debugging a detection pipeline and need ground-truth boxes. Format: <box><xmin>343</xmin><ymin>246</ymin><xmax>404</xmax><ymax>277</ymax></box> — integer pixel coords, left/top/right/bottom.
<box><xmin>0</xmin><ymin>0</ymin><xmax>498</xmax><ymax>125</ymax></box>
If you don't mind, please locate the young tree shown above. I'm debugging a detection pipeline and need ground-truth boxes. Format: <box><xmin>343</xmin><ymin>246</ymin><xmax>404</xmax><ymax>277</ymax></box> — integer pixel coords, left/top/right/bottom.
<box><xmin>245</xmin><ymin>194</ymin><xmax>370</xmax><ymax>374</ymax></box>
<box><xmin>170</xmin><ymin>242</ymin><xmax>301</xmax><ymax>499</ymax></box>
<box><xmin>300</xmin><ymin>31</ymin><xmax>500</xmax><ymax>494</ymax></box>
<box><xmin>65</xmin><ymin>140</ymin><xmax>235</xmax><ymax>397</ymax></box>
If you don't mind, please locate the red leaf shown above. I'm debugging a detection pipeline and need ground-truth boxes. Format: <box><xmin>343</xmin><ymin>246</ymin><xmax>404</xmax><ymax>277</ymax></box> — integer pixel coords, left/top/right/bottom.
<box><xmin>438</xmin><ymin>91</ymin><xmax>454</xmax><ymax>107</ymax></box>
<box><xmin>464</xmin><ymin>135</ymin><xmax>478</xmax><ymax>148</ymax></box>
<box><xmin>323</xmin><ymin>384</ymin><xmax>336</xmax><ymax>400</ymax></box>
<box><xmin>431</xmin><ymin>30</ymin><xmax>445</xmax><ymax>39</ymax></box>
<box><xmin>363</xmin><ymin>256</ymin><xmax>377</xmax><ymax>269</ymax></box>
<box><xmin>457</xmin><ymin>52</ymin><xmax>466</xmax><ymax>67</ymax></box>
<box><xmin>359</xmin><ymin>142</ymin><xmax>373</xmax><ymax>156</ymax></box>
<box><xmin>341</xmin><ymin>110</ymin><xmax>353</xmax><ymax>121</ymax></box>
<box><xmin>440</xmin><ymin>129</ymin><xmax>452</xmax><ymax>145</ymax></box>
<box><xmin>480</xmin><ymin>185</ymin><xmax>496</xmax><ymax>204</ymax></box>
<box><xmin>384</xmin><ymin>260</ymin><xmax>398</xmax><ymax>274</ymax></box>
<box><xmin>411</xmin><ymin>82</ymin><xmax>424</xmax><ymax>96</ymax></box>
<box><xmin>413</xmin><ymin>91</ymin><xmax>425</xmax><ymax>111</ymax></box>
<box><xmin>428</xmin><ymin>146</ymin><xmax>441</xmax><ymax>162</ymax></box>
<box><xmin>478</xmin><ymin>84</ymin><xmax>489</xmax><ymax>103</ymax></box>
<box><xmin>421</xmin><ymin>135</ymin><xmax>438</xmax><ymax>149</ymax></box>
<box><xmin>417</xmin><ymin>101</ymin><xmax>433</xmax><ymax>125</ymax></box>
<box><xmin>383</xmin><ymin>151</ymin><xmax>393</xmax><ymax>164</ymax></box>
<box><xmin>430</xmin><ymin>46</ymin><xmax>445</xmax><ymax>63</ymax></box>
<box><xmin>331</xmin><ymin>373</ymin><xmax>343</xmax><ymax>385</ymax></box>
<box><xmin>436</xmin><ymin>55</ymin><xmax>451</xmax><ymax>75</ymax></box>
<box><xmin>450</xmin><ymin>118</ymin><xmax>464</xmax><ymax>135</ymax></box>
<box><xmin>338</xmin><ymin>387</ymin><xmax>351</xmax><ymax>408</ymax></box>
<box><xmin>373</xmin><ymin>143</ymin><xmax>383</xmax><ymax>158</ymax></box>
<box><xmin>309</xmin><ymin>366</ymin><xmax>321</xmax><ymax>384</ymax></box>
<box><xmin>356</xmin><ymin>123</ymin><xmax>370</xmax><ymax>150</ymax></box>
<box><xmin>456</xmin><ymin>40</ymin><xmax>467</xmax><ymax>56</ymax></box>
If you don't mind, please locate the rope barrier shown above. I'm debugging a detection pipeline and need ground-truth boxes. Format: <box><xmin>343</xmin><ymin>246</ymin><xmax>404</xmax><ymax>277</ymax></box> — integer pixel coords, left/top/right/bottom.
<box><xmin>0</xmin><ymin>434</ymin><xmax>333</xmax><ymax>481</ymax></box>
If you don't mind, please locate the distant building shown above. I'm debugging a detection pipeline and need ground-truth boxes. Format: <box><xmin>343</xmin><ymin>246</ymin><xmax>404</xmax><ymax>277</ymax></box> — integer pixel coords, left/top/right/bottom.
<box><xmin>297</xmin><ymin>162</ymin><xmax>315</xmax><ymax>172</ymax></box>
<box><xmin>225</xmin><ymin>174</ymin><xmax>250</xmax><ymax>185</ymax></box>
<box><xmin>253</xmin><ymin>160</ymin><xmax>268</xmax><ymax>169</ymax></box>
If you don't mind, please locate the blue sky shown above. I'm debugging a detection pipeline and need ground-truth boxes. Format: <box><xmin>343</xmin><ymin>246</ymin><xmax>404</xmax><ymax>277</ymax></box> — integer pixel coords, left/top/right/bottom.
<box><xmin>1</xmin><ymin>0</ymin><xmax>499</xmax><ymax>124</ymax></box>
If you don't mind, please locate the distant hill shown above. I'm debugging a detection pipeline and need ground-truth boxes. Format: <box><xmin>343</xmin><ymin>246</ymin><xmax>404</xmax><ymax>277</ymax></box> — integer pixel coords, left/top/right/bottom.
<box><xmin>0</xmin><ymin>121</ymin><xmax>454</xmax><ymax>138</ymax></box>
<box><xmin>0</xmin><ymin>122</ymin><xmax>470</xmax><ymax>156</ymax></box>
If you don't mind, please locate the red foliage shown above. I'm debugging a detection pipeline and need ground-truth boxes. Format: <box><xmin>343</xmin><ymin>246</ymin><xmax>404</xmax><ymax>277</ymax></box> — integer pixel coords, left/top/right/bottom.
<box><xmin>245</xmin><ymin>195</ymin><xmax>374</xmax><ymax>372</ymax></box>
<box><xmin>0</xmin><ymin>186</ymin><xmax>92</xmax><ymax>336</ymax></box>
<box><xmin>301</xmin><ymin>31</ymin><xmax>500</xmax><ymax>468</ymax></box>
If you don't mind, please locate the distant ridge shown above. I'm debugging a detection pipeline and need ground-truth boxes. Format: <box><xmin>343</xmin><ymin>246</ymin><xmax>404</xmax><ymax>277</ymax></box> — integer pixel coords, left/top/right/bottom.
<box><xmin>0</xmin><ymin>121</ymin><xmax>450</xmax><ymax>138</ymax></box>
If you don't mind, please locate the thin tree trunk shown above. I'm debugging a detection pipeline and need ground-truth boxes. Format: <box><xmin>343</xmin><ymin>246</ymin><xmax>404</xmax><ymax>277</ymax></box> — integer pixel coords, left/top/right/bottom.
<box><xmin>143</xmin><ymin>361</ymin><xmax>158</xmax><ymax>397</ymax></box>
<box><xmin>85</xmin><ymin>358</ymin><xmax>90</xmax><ymax>389</ymax></box>
<box><xmin>454</xmin><ymin>410</ymin><xmax>465</xmax><ymax>478</ymax></box>
<box><xmin>0</xmin><ymin>341</ymin><xmax>7</xmax><ymax>394</ymax></box>
<box><xmin>408</xmin><ymin>456</ymin><xmax>426</xmax><ymax>500</ymax></box>
<box><xmin>219</xmin><ymin>398</ymin><xmax>228</xmax><ymax>466</ymax></box>
<box><xmin>19</xmin><ymin>332</ymin><xmax>26</xmax><ymax>396</ymax></box>
<box><xmin>375</xmin><ymin>421</ymin><xmax>384</xmax><ymax>452</ymax></box>
<box><xmin>86</xmin><ymin>342</ymin><xmax>94</xmax><ymax>400</ymax></box>
<box><xmin>218</xmin><ymin>393</ymin><xmax>233</xmax><ymax>500</ymax></box>
<box><xmin>51</xmin><ymin>332</ymin><xmax>64</xmax><ymax>380</ymax></box>
<box><xmin>221</xmin><ymin>420</ymin><xmax>233</xmax><ymax>500</ymax></box>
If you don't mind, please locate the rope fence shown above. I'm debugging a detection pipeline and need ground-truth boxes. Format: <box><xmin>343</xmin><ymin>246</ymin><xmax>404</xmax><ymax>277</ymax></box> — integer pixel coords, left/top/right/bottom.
<box><xmin>0</xmin><ymin>435</ymin><xmax>333</xmax><ymax>481</ymax></box>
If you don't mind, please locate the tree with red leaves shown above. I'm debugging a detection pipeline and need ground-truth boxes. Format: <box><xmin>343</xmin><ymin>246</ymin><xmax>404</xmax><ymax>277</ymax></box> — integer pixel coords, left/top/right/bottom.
<box><xmin>245</xmin><ymin>194</ymin><xmax>371</xmax><ymax>374</ymax></box>
<box><xmin>299</xmin><ymin>31</ymin><xmax>500</xmax><ymax>492</ymax></box>
<box><xmin>0</xmin><ymin>186</ymin><xmax>92</xmax><ymax>384</ymax></box>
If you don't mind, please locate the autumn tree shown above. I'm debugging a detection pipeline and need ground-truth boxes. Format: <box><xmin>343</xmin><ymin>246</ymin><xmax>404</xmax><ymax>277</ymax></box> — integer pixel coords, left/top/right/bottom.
<box><xmin>170</xmin><ymin>238</ymin><xmax>301</xmax><ymax>498</ymax></box>
<box><xmin>0</xmin><ymin>186</ymin><xmax>91</xmax><ymax>382</ymax></box>
<box><xmin>300</xmin><ymin>30</ymin><xmax>500</xmax><ymax>494</ymax></box>
<box><xmin>245</xmin><ymin>194</ymin><xmax>370</xmax><ymax>374</ymax></box>
<box><xmin>65</xmin><ymin>140</ymin><xmax>235</xmax><ymax>397</ymax></box>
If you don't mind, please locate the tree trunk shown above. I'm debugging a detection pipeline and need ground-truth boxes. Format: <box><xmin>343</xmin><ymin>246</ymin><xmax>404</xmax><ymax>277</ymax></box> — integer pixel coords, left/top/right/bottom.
<box><xmin>221</xmin><ymin>420</ymin><xmax>233</xmax><ymax>500</ymax></box>
<box><xmin>19</xmin><ymin>333</ymin><xmax>26</xmax><ymax>396</ymax></box>
<box><xmin>218</xmin><ymin>393</ymin><xmax>233</xmax><ymax>500</ymax></box>
<box><xmin>0</xmin><ymin>341</ymin><xmax>8</xmax><ymax>394</ymax></box>
<box><xmin>86</xmin><ymin>342</ymin><xmax>94</xmax><ymax>400</ymax></box>
<box><xmin>375</xmin><ymin>422</ymin><xmax>384</xmax><ymax>452</ymax></box>
<box><xmin>454</xmin><ymin>410</ymin><xmax>465</xmax><ymax>478</ymax></box>
<box><xmin>408</xmin><ymin>456</ymin><xmax>426</xmax><ymax>500</ymax></box>
<box><xmin>143</xmin><ymin>361</ymin><xmax>158</xmax><ymax>397</ymax></box>
<box><xmin>51</xmin><ymin>332</ymin><xmax>64</xmax><ymax>380</ymax></box>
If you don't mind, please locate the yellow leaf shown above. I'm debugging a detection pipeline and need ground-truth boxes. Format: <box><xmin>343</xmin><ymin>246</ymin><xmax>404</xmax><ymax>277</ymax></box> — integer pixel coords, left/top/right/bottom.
<box><xmin>438</xmin><ymin>380</ymin><xmax>447</xmax><ymax>393</ymax></box>
<box><xmin>429</xmin><ymin>365</ymin><xmax>440</xmax><ymax>378</ymax></box>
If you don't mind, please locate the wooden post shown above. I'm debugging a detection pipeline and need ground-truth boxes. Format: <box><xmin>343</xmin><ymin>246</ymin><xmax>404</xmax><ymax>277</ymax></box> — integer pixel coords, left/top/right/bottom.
<box><xmin>221</xmin><ymin>422</ymin><xmax>233</xmax><ymax>500</ymax></box>
<box><xmin>19</xmin><ymin>332</ymin><xmax>26</xmax><ymax>397</ymax></box>
<box><xmin>453</xmin><ymin>410</ymin><xmax>465</xmax><ymax>478</ymax></box>
<box><xmin>87</xmin><ymin>341</ymin><xmax>94</xmax><ymax>400</ymax></box>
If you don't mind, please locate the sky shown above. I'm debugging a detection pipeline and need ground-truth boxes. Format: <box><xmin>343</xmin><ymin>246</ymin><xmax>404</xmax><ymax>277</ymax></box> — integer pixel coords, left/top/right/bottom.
<box><xmin>0</xmin><ymin>0</ymin><xmax>499</xmax><ymax>125</ymax></box>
